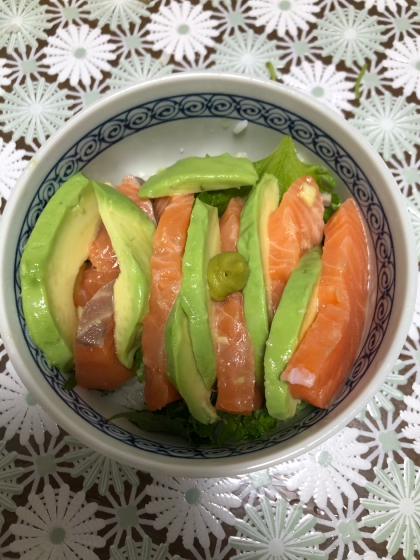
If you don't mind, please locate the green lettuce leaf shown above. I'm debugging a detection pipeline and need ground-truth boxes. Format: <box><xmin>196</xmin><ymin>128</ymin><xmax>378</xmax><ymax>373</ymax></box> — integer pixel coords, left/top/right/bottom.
<box><xmin>253</xmin><ymin>135</ymin><xmax>336</xmax><ymax>198</ymax></box>
<box><xmin>197</xmin><ymin>185</ymin><xmax>252</xmax><ymax>217</ymax></box>
<box><xmin>108</xmin><ymin>401</ymin><xmax>278</xmax><ymax>447</ymax></box>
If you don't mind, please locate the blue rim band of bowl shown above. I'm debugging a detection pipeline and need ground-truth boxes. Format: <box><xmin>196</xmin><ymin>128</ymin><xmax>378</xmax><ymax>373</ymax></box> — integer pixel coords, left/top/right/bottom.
<box><xmin>14</xmin><ymin>92</ymin><xmax>394</xmax><ymax>459</ymax></box>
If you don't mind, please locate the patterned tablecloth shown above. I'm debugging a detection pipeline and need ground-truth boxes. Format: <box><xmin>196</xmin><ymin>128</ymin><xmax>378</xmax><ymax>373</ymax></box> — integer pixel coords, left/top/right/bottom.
<box><xmin>1</xmin><ymin>0</ymin><xmax>420</xmax><ymax>559</ymax></box>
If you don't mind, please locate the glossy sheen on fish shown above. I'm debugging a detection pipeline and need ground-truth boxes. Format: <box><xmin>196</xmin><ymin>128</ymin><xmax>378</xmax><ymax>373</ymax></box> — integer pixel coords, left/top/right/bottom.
<box><xmin>143</xmin><ymin>194</ymin><xmax>195</xmax><ymax>411</ymax></box>
<box><xmin>116</xmin><ymin>175</ymin><xmax>156</xmax><ymax>225</ymax></box>
<box><xmin>267</xmin><ymin>176</ymin><xmax>324</xmax><ymax>317</ymax></box>
<box><xmin>75</xmin><ymin>281</ymin><xmax>131</xmax><ymax>390</ymax></box>
<box><xmin>215</xmin><ymin>198</ymin><xmax>263</xmax><ymax>414</ymax></box>
<box><xmin>281</xmin><ymin>199</ymin><xmax>369</xmax><ymax>408</ymax></box>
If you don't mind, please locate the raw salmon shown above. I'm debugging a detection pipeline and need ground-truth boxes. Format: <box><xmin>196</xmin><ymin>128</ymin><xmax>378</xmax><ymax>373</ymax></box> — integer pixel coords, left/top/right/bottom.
<box><xmin>153</xmin><ymin>197</ymin><xmax>171</xmax><ymax>223</ymax></box>
<box><xmin>116</xmin><ymin>175</ymin><xmax>156</xmax><ymax>224</ymax></box>
<box><xmin>215</xmin><ymin>198</ymin><xmax>263</xmax><ymax>414</ymax></box>
<box><xmin>74</xmin><ymin>223</ymin><xmax>119</xmax><ymax>307</ymax></box>
<box><xmin>75</xmin><ymin>281</ymin><xmax>131</xmax><ymax>390</ymax></box>
<box><xmin>143</xmin><ymin>194</ymin><xmax>195</xmax><ymax>411</ymax></box>
<box><xmin>268</xmin><ymin>176</ymin><xmax>324</xmax><ymax>318</ymax></box>
<box><xmin>74</xmin><ymin>176</ymin><xmax>153</xmax><ymax>308</ymax></box>
<box><xmin>281</xmin><ymin>199</ymin><xmax>369</xmax><ymax>408</ymax></box>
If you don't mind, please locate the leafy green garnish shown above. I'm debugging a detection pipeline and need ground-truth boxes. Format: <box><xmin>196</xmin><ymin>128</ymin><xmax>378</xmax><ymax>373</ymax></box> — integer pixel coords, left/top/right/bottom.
<box><xmin>253</xmin><ymin>136</ymin><xmax>336</xmax><ymax>198</ymax></box>
<box><xmin>133</xmin><ymin>348</ymin><xmax>145</xmax><ymax>383</ymax></box>
<box><xmin>323</xmin><ymin>192</ymin><xmax>341</xmax><ymax>222</ymax></box>
<box><xmin>63</xmin><ymin>372</ymin><xmax>77</xmax><ymax>391</ymax></box>
<box><xmin>197</xmin><ymin>185</ymin><xmax>252</xmax><ymax>217</ymax></box>
<box><xmin>108</xmin><ymin>401</ymin><xmax>278</xmax><ymax>447</ymax></box>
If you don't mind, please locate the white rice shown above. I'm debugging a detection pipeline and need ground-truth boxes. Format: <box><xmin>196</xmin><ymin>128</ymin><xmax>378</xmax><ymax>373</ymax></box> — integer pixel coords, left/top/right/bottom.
<box><xmin>233</xmin><ymin>120</ymin><xmax>248</xmax><ymax>135</ymax></box>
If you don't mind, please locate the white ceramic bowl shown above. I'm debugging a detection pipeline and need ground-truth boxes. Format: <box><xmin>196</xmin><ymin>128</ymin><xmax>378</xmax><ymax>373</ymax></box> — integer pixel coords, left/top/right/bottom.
<box><xmin>0</xmin><ymin>74</ymin><xmax>417</xmax><ymax>478</ymax></box>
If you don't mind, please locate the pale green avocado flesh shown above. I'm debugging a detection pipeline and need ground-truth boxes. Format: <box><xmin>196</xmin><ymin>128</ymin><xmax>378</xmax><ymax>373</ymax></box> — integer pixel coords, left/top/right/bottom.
<box><xmin>92</xmin><ymin>181</ymin><xmax>155</xmax><ymax>368</ymax></box>
<box><xmin>237</xmin><ymin>174</ymin><xmax>280</xmax><ymax>387</ymax></box>
<box><xmin>20</xmin><ymin>172</ymin><xmax>101</xmax><ymax>372</ymax></box>
<box><xmin>180</xmin><ymin>198</ymin><xmax>220</xmax><ymax>389</ymax></box>
<box><xmin>264</xmin><ymin>247</ymin><xmax>322</xmax><ymax>420</ymax></box>
<box><xmin>165</xmin><ymin>297</ymin><xmax>218</xmax><ymax>425</ymax></box>
<box><xmin>140</xmin><ymin>153</ymin><xmax>258</xmax><ymax>198</ymax></box>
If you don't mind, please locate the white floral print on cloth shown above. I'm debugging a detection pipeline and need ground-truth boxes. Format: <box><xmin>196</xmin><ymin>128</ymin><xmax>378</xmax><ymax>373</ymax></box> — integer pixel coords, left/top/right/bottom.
<box><xmin>384</xmin><ymin>36</ymin><xmax>420</xmax><ymax>100</ymax></box>
<box><xmin>390</xmin><ymin>152</ymin><xmax>420</xmax><ymax>196</ymax></box>
<box><xmin>314</xmin><ymin>500</ymin><xmax>371</xmax><ymax>559</ymax></box>
<box><xmin>357</xmin><ymin>368</ymin><xmax>408</xmax><ymax>422</ymax></box>
<box><xmin>213</xmin><ymin>0</ymin><xmax>255</xmax><ymax>35</ymax></box>
<box><xmin>43</xmin><ymin>24</ymin><xmax>117</xmax><ymax>87</ymax></box>
<box><xmin>248</xmin><ymin>0</ymin><xmax>320</xmax><ymax>38</ymax></box>
<box><xmin>106</xmin><ymin>53</ymin><xmax>173</xmax><ymax>90</ymax></box>
<box><xmin>0</xmin><ymin>0</ymin><xmax>52</xmax><ymax>54</ymax></box>
<box><xmin>0</xmin><ymin>442</ymin><xmax>23</xmax><ymax>528</ymax></box>
<box><xmin>275</xmin><ymin>427</ymin><xmax>370</xmax><ymax>510</ymax></box>
<box><xmin>282</xmin><ymin>60</ymin><xmax>354</xmax><ymax>115</ymax></box>
<box><xmin>406</xmin><ymin>188</ymin><xmax>420</xmax><ymax>262</ymax></box>
<box><xmin>0</xmin><ymin>77</ymin><xmax>73</xmax><ymax>146</ymax></box>
<box><xmin>110</xmin><ymin>535</ymin><xmax>185</xmax><ymax>560</ymax></box>
<box><xmin>365</xmin><ymin>0</ymin><xmax>407</xmax><ymax>11</ymax></box>
<box><xmin>315</xmin><ymin>6</ymin><xmax>386</xmax><ymax>67</ymax></box>
<box><xmin>85</xmin><ymin>0</ymin><xmax>150</xmax><ymax>31</ymax></box>
<box><xmin>146</xmin><ymin>0</ymin><xmax>219</xmax><ymax>63</ymax></box>
<box><xmin>407</xmin><ymin>272</ymin><xmax>420</xmax><ymax>340</ymax></box>
<box><xmin>361</xmin><ymin>458</ymin><xmax>420</xmax><ymax>560</ymax></box>
<box><xmin>145</xmin><ymin>476</ymin><xmax>241</xmax><ymax>550</ymax></box>
<box><xmin>9</xmin><ymin>484</ymin><xmax>106</xmax><ymax>559</ymax></box>
<box><xmin>350</xmin><ymin>92</ymin><xmax>420</xmax><ymax>161</ymax></box>
<box><xmin>211</xmin><ymin>30</ymin><xmax>283</xmax><ymax>79</ymax></box>
<box><xmin>15</xmin><ymin>435</ymin><xmax>68</xmax><ymax>493</ymax></box>
<box><xmin>0</xmin><ymin>58</ymin><xmax>11</xmax><ymax>95</ymax></box>
<box><xmin>0</xmin><ymin>138</ymin><xmax>27</xmax><ymax>200</ymax></box>
<box><xmin>0</xmin><ymin>360</ymin><xmax>59</xmax><ymax>446</ymax></box>
<box><xmin>356</xmin><ymin>410</ymin><xmax>412</xmax><ymax>470</ymax></box>
<box><xmin>5</xmin><ymin>46</ymin><xmax>47</xmax><ymax>85</ymax></box>
<box><xmin>401</xmin><ymin>382</ymin><xmax>420</xmax><ymax>452</ymax></box>
<box><xmin>62</xmin><ymin>435</ymin><xmax>139</xmax><ymax>495</ymax></box>
<box><xmin>229</xmin><ymin>496</ymin><xmax>327</xmax><ymax>560</ymax></box>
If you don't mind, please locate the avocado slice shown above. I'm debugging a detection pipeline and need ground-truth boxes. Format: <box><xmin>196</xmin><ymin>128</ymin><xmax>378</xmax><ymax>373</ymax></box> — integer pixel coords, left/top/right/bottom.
<box><xmin>20</xmin><ymin>173</ymin><xmax>101</xmax><ymax>372</ymax></box>
<box><xmin>264</xmin><ymin>247</ymin><xmax>322</xmax><ymax>420</ymax></box>
<box><xmin>140</xmin><ymin>153</ymin><xmax>258</xmax><ymax>198</ymax></box>
<box><xmin>180</xmin><ymin>198</ymin><xmax>220</xmax><ymax>389</ymax></box>
<box><xmin>237</xmin><ymin>174</ymin><xmax>280</xmax><ymax>387</ymax></box>
<box><xmin>165</xmin><ymin>297</ymin><xmax>218</xmax><ymax>425</ymax></box>
<box><xmin>92</xmin><ymin>181</ymin><xmax>155</xmax><ymax>368</ymax></box>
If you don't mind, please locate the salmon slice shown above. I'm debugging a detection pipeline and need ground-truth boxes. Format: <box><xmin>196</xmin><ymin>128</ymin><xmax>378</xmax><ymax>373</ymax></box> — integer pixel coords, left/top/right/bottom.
<box><xmin>75</xmin><ymin>281</ymin><xmax>131</xmax><ymax>390</ymax></box>
<box><xmin>88</xmin><ymin>222</ymin><xmax>119</xmax><ymax>272</ymax></box>
<box><xmin>153</xmin><ymin>197</ymin><xmax>171</xmax><ymax>224</ymax></box>
<box><xmin>281</xmin><ymin>199</ymin><xmax>369</xmax><ymax>408</ymax></box>
<box><xmin>74</xmin><ymin>263</ymin><xmax>119</xmax><ymax>308</ymax></box>
<box><xmin>215</xmin><ymin>198</ymin><xmax>263</xmax><ymax>414</ymax></box>
<box><xmin>268</xmin><ymin>176</ymin><xmax>324</xmax><ymax>317</ymax></box>
<box><xmin>116</xmin><ymin>175</ymin><xmax>156</xmax><ymax>224</ymax></box>
<box><xmin>74</xmin><ymin>223</ymin><xmax>119</xmax><ymax>307</ymax></box>
<box><xmin>143</xmin><ymin>194</ymin><xmax>195</xmax><ymax>411</ymax></box>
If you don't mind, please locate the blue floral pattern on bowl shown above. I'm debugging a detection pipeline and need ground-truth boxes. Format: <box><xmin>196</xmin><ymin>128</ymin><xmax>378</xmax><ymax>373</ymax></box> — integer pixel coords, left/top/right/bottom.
<box><xmin>14</xmin><ymin>93</ymin><xmax>394</xmax><ymax>459</ymax></box>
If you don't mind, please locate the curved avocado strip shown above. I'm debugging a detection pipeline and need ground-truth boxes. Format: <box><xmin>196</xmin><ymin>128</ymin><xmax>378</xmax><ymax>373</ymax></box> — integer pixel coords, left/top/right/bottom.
<box><xmin>165</xmin><ymin>297</ymin><xmax>218</xmax><ymax>425</ymax></box>
<box><xmin>92</xmin><ymin>181</ymin><xmax>155</xmax><ymax>368</ymax></box>
<box><xmin>20</xmin><ymin>172</ymin><xmax>101</xmax><ymax>372</ymax></box>
<box><xmin>264</xmin><ymin>247</ymin><xmax>322</xmax><ymax>420</ymax></box>
<box><xmin>140</xmin><ymin>154</ymin><xmax>258</xmax><ymax>198</ymax></box>
<box><xmin>181</xmin><ymin>198</ymin><xmax>220</xmax><ymax>389</ymax></box>
<box><xmin>237</xmin><ymin>174</ymin><xmax>280</xmax><ymax>387</ymax></box>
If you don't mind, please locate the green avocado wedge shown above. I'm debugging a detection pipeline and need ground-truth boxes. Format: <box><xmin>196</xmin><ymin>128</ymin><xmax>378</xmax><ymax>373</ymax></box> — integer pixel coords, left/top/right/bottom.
<box><xmin>180</xmin><ymin>198</ymin><xmax>220</xmax><ymax>389</ymax></box>
<box><xmin>165</xmin><ymin>297</ymin><xmax>218</xmax><ymax>425</ymax></box>
<box><xmin>264</xmin><ymin>247</ymin><xmax>322</xmax><ymax>420</ymax></box>
<box><xmin>140</xmin><ymin>153</ymin><xmax>258</xmax><ymax>198</ymax></box>
<box><xmin>92</xmin><ymin>181</ymin><xmax>155</xmax><ymax>368</ymax></box>
<box><xmin>237</xmin><ymin>174</ymin><xmax>280</xmax><ymax>387</ymax></box>
<box><xmin>20</xmin><ymin>172</ymin><xmax>101</xmax><ymax>372</ymax></box>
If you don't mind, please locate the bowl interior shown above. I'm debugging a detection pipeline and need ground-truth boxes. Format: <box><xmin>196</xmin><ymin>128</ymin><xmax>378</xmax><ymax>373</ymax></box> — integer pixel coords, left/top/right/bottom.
<box><xmin>11</xmin><ymin>85</ymin><xmax>394</xmax><ymax>465</ymax></box>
